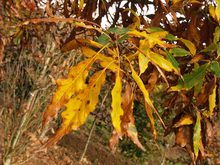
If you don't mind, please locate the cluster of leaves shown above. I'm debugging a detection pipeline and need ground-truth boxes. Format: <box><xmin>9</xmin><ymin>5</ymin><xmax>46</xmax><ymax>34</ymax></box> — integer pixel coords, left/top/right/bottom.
<box><xmin>1</xmin><ymin>0</ymin><xmax>220</xmax><ymax>164</ymax></box>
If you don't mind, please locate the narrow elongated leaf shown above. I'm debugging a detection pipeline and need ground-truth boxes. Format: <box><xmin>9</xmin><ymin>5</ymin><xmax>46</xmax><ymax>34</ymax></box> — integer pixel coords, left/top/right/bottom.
<box><xmin>81</xmin><ymin>46</ymin><xmax>118</xmax><ymax>71</ymax></box>
<box><xmin>193</xmin><ymin>111</ymin><xmax>201</xmax><ymax>158</ymax></box>
<box><xmin>200</xmin><ymin>43</ymin><xmax>217</xmax><ymax>52</ymax></box>
<box><xmin>179</xmin><ymin>38</ymin><xmax>196</xmax><ymax>55</ymax></box>
<box><xmin>170</xmin><ymin>48</ymin><xmax>190</xmax><ymax>57</ymax></box>
<box><xmin>148</xmin><ymin>51</ymin><xmax>179</xmax><ymax>74</ymax></box>
<box><xmin>138</xmin><ymin>53</ymin><xmax>149</xmax><ymax>75</ymax></box>
<box><xmin>79</xmin><ymin>0</ymin><xmax>84</xmax><ymax>10</ymax></box>
<box><xmin>131</xmin><ymin>65</ymin><xmax>154</xmax><ymax>108</ymax></box>
<box><xmin>111</xmin><ymin>72</ymin><xmax>124</xmax><ymax>133</ymax></box>
<box><xmin>121</xmin><ymin>84</ymin><xmax>145</xmax><ymax>151</ymax></box>
<box><xmin>173</xmin><ymin>115</ymin><xmax>194</xmax><ymax>128</ymax></box>
<box><xmin>211</xmin><ymin>61</ymin><xmax>220</xmax><ymax>77</ymax></box>
<box><xmin>214</xmin><ymin>27</ymin><xmax>220</xmax><ymax>44</ymax></box>
<box><xmin>165</xmin><ymin>34</ymin><xmax>178</xmax><ymax>41</ymax></box>
<box><xmin>146</xmin><ymin>27</ymin><xmax>164</xmax><ymax>33</ymax></box>
<box><xmin>167</xmin><ymin>51</ymin><xmax>179</xmax><ymax>68</ymax></box>
<box><xmin>215</xmin><ymin>0</ymin><xmax>220</xmax><ymax>22</ymax></box>
<box><xmin>209</xmin><ymin>82</ymin><xmax>216</xmax><ymax>116</ymax></box>
<box><xmin>145</xmin><ymin>102</ymin><xmax>157</xmax><ymax>139</ymax></box>
<box><xmin>183</xmin><ymin>63</ymin><xmax>209</xmax><ymax>89</ymax></box>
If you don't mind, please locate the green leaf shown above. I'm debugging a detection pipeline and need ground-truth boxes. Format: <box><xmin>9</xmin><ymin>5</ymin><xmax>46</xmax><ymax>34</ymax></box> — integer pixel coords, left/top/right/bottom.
<box><xmin>217</xmin><ymin>42</ymin><xmax>220</xmax><ymax>57</ymax></box>
<box><xmin>109</xmin><ymin>27</ymin><xmax>129</xmax><ymax>35</ymax></box>
<box><xmin>97</xmin><ymin>34</ymin><xmax>110</xmax><ymax>45</ymax></box>
<box><xmin>183</xmin><ymin>63</ymin><xmax>209</xmax><ymax>89</ymax></box>
<box><xmin>211</xmin><ymin>61</ymin><xmax>220</xmax><ymax>77</ymax></box>
<box><xmin>200</xmin><ymin>43</ymin><xmax>217</xmax><ymax>52</ymax></box>
<box><xmin>170</xmin><ymin>48</ymin><xmax>190</xmax><ymax>57</ymax></box>
<box><xmin>214</xmin><ymin>26</ymin><xmax>220</xmax><ymax>44</ymax></box>
<box><xmin>193</xmin><ymin>111</ymin><xmax>201</xmax><ymax>158</ymax></box>
<box><xmin>97</xmin><ymin>27</ymin><xmax>129</xmax><ymax>45</ymax></box>
<box><xmin>165</xmin><ymin>33</ymin><xmax>178</xmax><ymax>41</ymax></box>
<box><xmin>146</xmin><ymin>27</ymin><xmax>164</xmax><ymax>33</ymax></box>
<box><xmin>167</xmin><ymin>51</ymin><xmax>179</xmax><ymax>68</ymax></box>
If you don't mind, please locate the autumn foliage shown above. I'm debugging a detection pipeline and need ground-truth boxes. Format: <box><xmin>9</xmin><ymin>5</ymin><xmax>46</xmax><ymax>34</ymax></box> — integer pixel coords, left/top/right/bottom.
<box><xmin>1</xmin><ymin>0</ymin><xmax>220</xmax><ymax>164</ymax></box>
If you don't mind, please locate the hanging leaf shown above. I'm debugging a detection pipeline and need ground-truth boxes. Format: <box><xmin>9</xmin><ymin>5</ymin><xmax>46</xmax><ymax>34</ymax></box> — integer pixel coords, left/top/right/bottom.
<box><xmin>109</xmin><ymin>131</ymin><xmax>120</xmax><ymax>152</ymax></box>
<box><xmin>111</xmin><ymin>72</ymin><xmax>124</xmax><ymax>133</ymax></box>
<box><xmin>214</xmin><ymin>27</ymin><xmax>220</xmax><ymax>44</ymax></box>
<box><xmin>209</xmin><ymin>80</ymin><xmax>216</xmax><ymax>116</ymax></box>
<box><xmin>131</xmin><ymin>66</ymin><xmax>154</xmax><ymax>108</ymax></box>
<box><xmin>120</xmin><ymin>84</ymin><xmax>145</xmax><ymax>151</ymax></box>
<box><xmin>45</xmin><ymin>70</ymin><xmax>106</xmax><ymax>146</ymax></box>
<box><xmin>173</xmin><ymin>115</ymin><xmax>194</xmax><ymax>128</ymax></box>
<box><xmin>193</xmin><ymin>111</ymin><xmax>201</xmax><ymax>158</ymax></box>
<box><xmin>179</xmin><ymin>38</ymin><xmax>196</xmax><ymax>55</ymax></box>
<box><xmin>144</xmin><ymin>102</ymin><xmax>157</xmax><ymax>139</ymax></box>
<box><xmin>211</xmin><ymin>61</ymin><xmax>220</xmax><ymax>77</ymax></box>
<box><xmin>79</xmin><ymin>0</ymin><xmax>84</xmax><ymax>11</ymax></box>
<box><xmin>42</xmin><ymin>59</ymin><xmax>92</xmax><ymax>127</ymax></box>
<box><xmin>138</xmin><ymin>53</ymin><xmax>150</xmax><ymax>75</ymax></box>
<box><xmin>167</xmin><ymin>51</ymin><xmax>179</xmax><ymax>68</ymax></box>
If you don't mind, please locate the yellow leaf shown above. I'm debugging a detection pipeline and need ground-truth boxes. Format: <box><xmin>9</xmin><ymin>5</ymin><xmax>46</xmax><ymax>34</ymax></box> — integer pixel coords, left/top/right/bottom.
<box><xmin>216</xmin><ymin>0</ymin><xmax>220</xmax><ymax>23</ymax></box>
<box><xmin>79</xmin><ymin>0</ymin><xmax>84</xmax><ymax>10</ymax></box>
<box><xmin>179</xmin><ymin>38</ymin><xmax>196</xmax><ymax>55</ymax></box>
<box><xmin>209</xmin><ymin>82</ymin><xmax>216</xmax><ymax>116</ymax></box>
<box><xmin>81</xmin><ymin>46</ymin><xmax>118</xmax><ymax>71</ymax></box>
<box><xmin>111</xmin><ymin>72</ymin><xmax>124</xmax><ymax>133</ymax></box>
<box><xmin>138</xmin><ymin>40</ymin><xmax>179</xmax><ymax>74</ymax></box>
<box><xmin>43</xmin><ymin>59</ymin><xmax>91</xmax><ymax>127</ymax></box>
<box><xmin>144</xmin><ymin>102</ymin><xmax>157</xmax><ymax>139</ymax></box>
<box><xmin>209</xmin><ymin>5</ymin><xmax>216</xmax><ymax>20</ymax></box>
<box><xmin>131</xmin><ymin>65</ymin><xmax>154</xmax><ymax>108</ymax></box>
<box><xmin>138</xmin><ymin>53</ymin><xmax>149</xmax><ymax>75</ymax></box>
<box><xmin>124</xmin><ymin>8</ymin><xmax>140</xmax><ymax>29</ymax></box>
<box><xmin>193</xmin><ymin>111</ymin><xmax>201</xmax><ymax>158</ymax></box>
<box><xmin>45</xmin><ymin>70</ymin><xmax>106</xmax><ymax>146</ymax></box>
<box><xmin>173</xmin><ymin>115</ymin><xmax>194</xmax><ymax>128</ymax></box>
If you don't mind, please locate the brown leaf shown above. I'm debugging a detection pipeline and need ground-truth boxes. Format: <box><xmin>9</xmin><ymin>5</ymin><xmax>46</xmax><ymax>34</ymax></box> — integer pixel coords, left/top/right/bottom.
<box><xmin>120</xmin><ymin>84</ymin><xmax>145</xmax><ymax>151</ymax></box>
<box><xmin>205</xmin><ymin>119</ymin><xmax>213</xmax><ymax>146</ymax></box>
<box><xmin>0</xmin><ymin>36</ymin><xmax>5</xmax><ymax>63</ymax></box>
<box><xmin>175</xmin><ymin>126</ymin><xmax>192</xmax><ymax>148</ymax></box>
<box><xmin>61</xmin><ymin>39</ymin><xmax>80</xmax><ymax>52</ymax></box>
<box><xmin>146</xmin><ymin>68</ymin><xmax>158</xmax><ymax>92</ymax></box>
<box><xmin>109</xmin><ymin>131</ymin><xmax>120</xmax><ymax>153</ymax></box>
<box><xmin>196</xmin><ymin>79</ymin><xmax>215</xmax><ymax>106</ymax></box>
